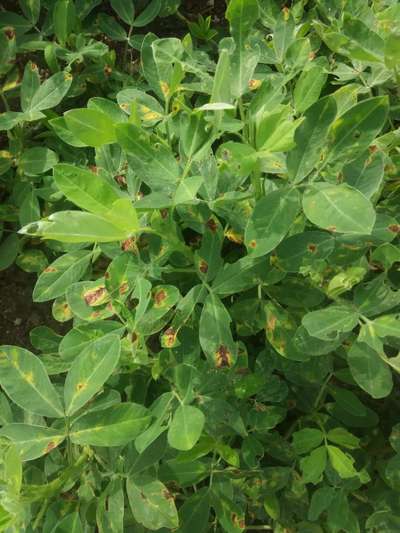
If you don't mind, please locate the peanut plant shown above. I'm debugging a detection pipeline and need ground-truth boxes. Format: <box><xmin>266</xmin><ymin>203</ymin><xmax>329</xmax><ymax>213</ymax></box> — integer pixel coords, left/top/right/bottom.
<box><xmin>1</xmin><ymin>0</ymin><xmax>400</xmax><ymax>531</ymax></box>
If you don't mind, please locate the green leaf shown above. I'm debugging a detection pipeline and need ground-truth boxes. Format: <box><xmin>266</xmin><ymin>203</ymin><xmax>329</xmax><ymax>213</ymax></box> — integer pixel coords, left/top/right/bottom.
<box><xmin>20</xmin><ymin>211</ymin><xmax>129</xmax><ymax>243</ymax></box>
<box><xmin>373</xmin><ymin>314</ymin><xmax>400</xmax><ymax>339</ymax></box>
<box><xmin>70</xmin><ymin>403</ymin><xmax>151</xmax><ymax>446</ymax></box>
<box><xmin>293</xmin><ymin>63</ymin><xmax>328</xmax><ymax>114</ymax></box>
<box><xmin>0</xmin><ymin>424</ymin><xmax>66</xmax><ymax>461</ymax></box>
<box><xmin>97</xmin><ymin>13</ymin><xmax>126</xmax><ymax>41</ymax></box>
<box><xmin>226</xmin><ymin>0</ymin><xmax>259</xmax><ymax>44</ymax></box>
<box><xmin>302</xmin><ymin>305</ymin><xmax>359</xmax><ymax>341</ymax></box>
<box><xmin>0</xmin><ymin>346</ymin><xmax>64</xmax><ymax>418</ymax></box>
<box><xmin>64</xmin><ymin>334</ymin><xmax>121</xmax><ymax>416</ymax></box>
<box><xmin>33</xmin><ymin>250</ymin><xmax>92</xmax><ymax>303</ymax></box>
<box><xmin>342</xmin><ymin>14</ymin><xmax>384</xmax><ymax>63</ymax></box>
<box><xmin>168</xmin><ymin>405</ymin><xmax>205</xmax><ymax>451</ymax></box>
<box><xmin>116</xmin><ymin>123</ymin><xmax>180</xmax><ymax>193</ymax></box>
<box><xmin>257</xmin><ymin>105</ymin><xmax>300</xmax><ymax>153</ymax></box>
<box><xmin>64</xmin><ymin>109</ymin><xmax>116</xmax><ymax>147</ymax></box>
<box><xmin>273</xmin><ymin>11</ymin><xmax>295</xmax><ymax>62</ymax></box>
<box><xmin>20</xmin><ymin>61</ymin><xmax>40</xmax><ymax>112</ymax></box>
<box><xmin>343</xmin><ymin>151</ymin><xmax>384</xmax><ymax>199</ymax></box>
<box><xmin>160</xmin><ymin>459</ymin><xmax>210</xmax><ymax>487</ymax></box>
<box><xmin>126</xmin><ymin>476</ymin><xmax>179</xmax><ymax>530</ymax></box>
<box><xmin>326</xmin><ymin>428</ymin><xmax>360</xmax><ymax>450</ymax></box>
<box><xmin>303</xmin><ymin>183</ymin><xmax>376</xmax><ymax>234</ymax></box>
<box><xmin>129</xmin><ymin>432</ymin><xmax>168</xmax><ymax>475</ymax></box>
<box><xmin>212</xmin><ymin>255</ymin><xmax>273</xmax><ymax>296</ymax></box>
<box><xmin>19</xmin><ymin>186</ymin><xmax>40</xmax><ymax>227</ymax></box>
<box><xmin>53</xmin><ymin>0</ymin><xmax>77</xmax><ymax>43</ymax></box>
<box><xmin>19</xmin><ymin>0</ymin><xmax>40</xmax><ymax>25</ymax></box>
<box><xmin>245</xmin><ymin>188</ymin><xmax>300</xmax><ymax>257</ymax></box>
<box><xmin>53</xmin><ymin>164</ymin><xmax>122</xmax><ymax>214</ymax></box>
<box><xmin>292</xmin><ymin>428</ymin><xmax>324</xmax><ymax>455</ymax></box>
<box><xmin>308</xmin><ymin>486</ymin><xmax>335</xmax><ymax>521</ymax></box>
<box><xmin>59</xmin><ymin>321</ymin><xmax>123</xmax><ymax>361</ymax></box>
<box><xmin>347</xmin><ymin>341</ymin><xmax>393</xmax><ymax>399</ymax></box>
<box><xmin>52</xmin><ymin>512</ymin><xmax>83</xmax><ymax>533</ymax></box>
<box><xmin>0</xmin><ymin>26</ymin><xmax>16</xmax><ymax>77</ymax></box>
<box><xmin>275</xmin><ymin>230</ymin><xmax>335</xmax><ymax>272</ymax></box>
<box><xmin>327</xmin><ymin>445</ymin><xmax>358</xmax><ymax>479</ymax></box>
<box><xmin>133</xmin><ymin>0</ymin><xmax>161</xmax><ymax>27</ymax></box>
<box><xmin>199</xmin><ymin>293</ymin><xmax>237</xmax><ymax>368</ymax></box>
<box><xmin>210</xmin><ymin>38</ymin><xmax>234</xmax><ymax>104</ymax></box>
<box><xmin>225</xmin><ymin>0</ymin><xmax>260</xmax><ymax>98</ymax></box>
<box><xmin>19</xmin><ymin>147</ymin><xmax>58</xmax><ymax>177</ymax></box>
<box><xmin>176</xmin><ymin>488</ymin><xmax>210</xmax><ymax>533</ymax></box>
<box><xmin>180</xmin><ymin>112</ymin><xmax>210</xmax><ymax>162</ymax></box>
<box><xmin>324</xmin><ymin>96</ymin><xmax>389</xmax><ymax>166</ymax></box>
<box><xmin>0</xmin><ymin>234</ymin><xmax>19</xmax><ymax>271</ymax></box>
<box><xmin>28</xmin><ymin>71</ymin><xmax>72</xmax><ymax>112</ymax></box>
<box><xmin>300</xmin><ymin>446</ymin><xmax>327</xmax><ymax>484</ymax></box>
<box><xmin>110</xmin><ymin>0</ymin><xmax>135</xmax><ymax>25</ymax></box>
<box><xmin>287</xmin><ymin>96</ymin><xmax>337</xmax><ymax>183</ymax></box>
<box><xmin>385</xmin><ymin>32</ymin><xmax>400</xmax><ymax>69</ymax></box>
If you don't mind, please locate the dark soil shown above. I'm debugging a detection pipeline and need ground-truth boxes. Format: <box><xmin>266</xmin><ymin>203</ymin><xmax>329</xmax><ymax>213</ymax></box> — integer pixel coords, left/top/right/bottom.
<box><xmin>0</xmin><ymin>265</ymin><xmax>67</xmax><ymax>349</ymax></box>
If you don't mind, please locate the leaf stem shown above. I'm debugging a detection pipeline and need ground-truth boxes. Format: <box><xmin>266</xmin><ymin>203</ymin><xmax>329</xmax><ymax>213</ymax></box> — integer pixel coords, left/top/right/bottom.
<box><xmin>32</xmin><ymin>499</ymin><xmax>49</xmax><ymax>530</ymax></box>
<box><xmin>0</xmin><ymin>91</ymin><xmax>10</xmax><ymax>112</ymax></box>
<box><xmin>123</xmin><ymin>25</ymin><xmax>134</xmax><ymax>69</ymax></box>
<box><xmin>313</xmin><ymin>372</ymin><xmax>333</xmax><ymax>410</ymax></box>
<box><xmin>245</xmin><ymin>526</ymin><xmax>272</xmax><ymax>531</ymax></box>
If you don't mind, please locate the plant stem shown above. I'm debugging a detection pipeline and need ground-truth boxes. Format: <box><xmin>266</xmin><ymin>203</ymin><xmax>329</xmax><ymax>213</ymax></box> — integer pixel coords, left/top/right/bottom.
<box><xmin>123</xmin><ymin>25</ymin><xmax>134</xmax><ymax>69</ymax></box>
<box><xmin>32</xmin><ymin>499</ymin><xmax>49</xmax><ymax>530</ymax></box>
<box><xmin>245</xmin><ymin>526</ymin><xmax>272</xmax><ymax>530</ymax></box>
<box><xmin>313</xmin><ymin>372</ymin><xmax>333</xmax><ymax>410</ymax></box>
<box><xmin>0</xmin><ymin>91</ymin><xmax>10</xmax><ymax>112</ymax></box>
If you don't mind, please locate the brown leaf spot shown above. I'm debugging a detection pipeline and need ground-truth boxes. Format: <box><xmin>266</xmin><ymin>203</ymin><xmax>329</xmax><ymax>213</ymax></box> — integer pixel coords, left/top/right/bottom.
<box><xmin>45</xmin><ymin>441</ymin><xmax>57</xmax><ymax>454</ymax></box>
<box><xmin>215</xmin><ymin>345</ymin><xmax>232</xmax><ymax>368</ymax></box>
<box><xmin>114</xmin><ymin>174</ymin><xmax>127</xmax><ymax>187</ymax></box>
<box><xmin>90</xmin><ymin>311</ymin><xmax>102</xmax><ymax>319</ymax></box>
<box><xmin>308</xmin><ymin>51</ymin><xmax>316</xmax><ymax>60</ymax></box>
<box><xmin>199</xmin><ymin>260</ymin><xmax>208</xmax><ymax>274</ymax></box>
<box><xmin>266</xmin><ymin>315</ymin><xmax>277</xmax><ymax>333</ymax></box>
<box><xmin>327</xmin><ymin>226</ymin><xmax>337</xmax><ymax>233</ymax></box>
<box><xmin>307</xmin><ymin>243</ymin><xmax>317</xmax><ymax>253</ymax></box>
<box><xmin>154</xmin><ymin>289</ymin><xmax>167</xmax><ymax>307</ymax></box>
<box><xmin>162</xmin><ymin>327</ymin><xmax>177</xmax><ymax>348</ymax></box>
<box><xmin>163</xmin><ymin>489</ymin><xmax>174</xmax><ymax>501</ymax></box>
<box><xmin>231</xmin><ymin>513</ymin><xmax>245</xmax><ymax>529</ymax></box>
<box><xmin>121</xmin><ymin>237</ymin><xmax>136</xmax><ymax>252</ymax></box>
<box><xmin>76</xmin><ymin>382</ymin><xmax>87</xmax><ymax>392</ymax></box>
<box><xmin>388</xmin><ymin>224</ymin><xmax>400</xmax><ymax>234</ymax></box>
<box><xmin>206</xmin><ymin>217</ymin><xmax>218</xmax><ymax>233</ymax></box>
<box><xmin>44</xmin><ymin>266</ymin><xmax>57</xmax><ymax>273</ymax></box>
<box><xmin>249</xmin><ymin>239</ymin><xmax>257</xmax><ymax>249</ymax></box>
<box><xmin>225</xmin><ymin>229</ymin><xmax>243</xmax><ymax>244</ymax></box>
<box><xmin>119</xmin><ymin>282</ymin><xmax>129</xmax><ymax>295</ymax></box>
<box><xmin>160</xmin><ymin>81</ymin><xmax>169</xmax><ymax>97</ymax></box>
<box><xmin>368</xmin><ymin>145</ymin><xmax>377</xmax><ymax>154</ymax></box>
<box><xmin>89</xmin><ymin>165</ymin><xmax>98</xmax><ymax>174</ymax></box>
<box><xmin>84</xmin><ymin>286</ymin><xmax>107</xmax><ymax>306</ymax></box>
<box><xmin>160</xmin><ymin>208</ymin><xmax>168</xmax><ymax>219</ymax></box>
<box><xmin>248</xmin><ymin>79</ymin><xmax>261</xmax><ymax>90</ymax></box>
<box><xmin>4</xmin><ymin>27</ymin><xmax>15</xmax><ymax>40</ymax></box>
<box><xmin>103</xmin><ymin>65</ymin><xmax>112</xmax><ymax>76</ymax></box>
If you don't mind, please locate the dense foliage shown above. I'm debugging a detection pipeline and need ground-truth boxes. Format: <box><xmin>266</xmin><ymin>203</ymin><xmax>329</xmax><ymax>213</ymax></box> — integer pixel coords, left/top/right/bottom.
<box><xmin>1</xmin><ymin>0</ymin><xmax>400</xmax><ymax>531</ymax></box>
